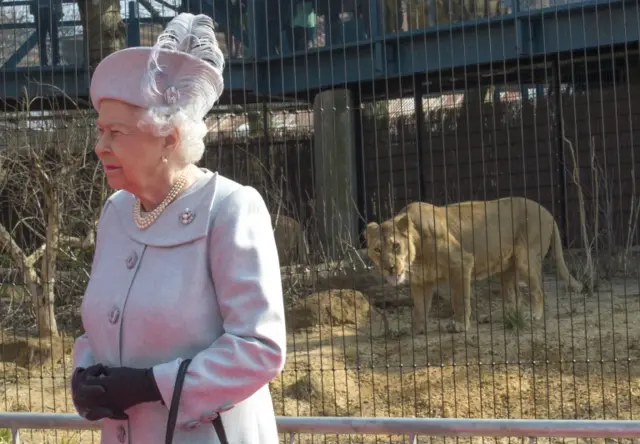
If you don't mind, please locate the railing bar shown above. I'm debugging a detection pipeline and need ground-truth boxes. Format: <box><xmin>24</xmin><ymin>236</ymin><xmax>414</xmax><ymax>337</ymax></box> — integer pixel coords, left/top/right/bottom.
<box><xmin>408</xmin><ymin>433</ymin><xmax>417</xmax><ymax>444</ymax></box>
<box><xmin>1</xmin><ymin>414</ymin><xmax>640</xmax><ymax>439</ymax></box>
<box><xmin>275</xmin><ymin>417</ymin><xmax>640</xmax><ymax>438</ymax></box>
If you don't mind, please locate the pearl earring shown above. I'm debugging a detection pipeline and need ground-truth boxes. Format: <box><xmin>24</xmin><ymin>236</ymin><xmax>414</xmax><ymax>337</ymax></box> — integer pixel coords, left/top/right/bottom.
<box><xmin>161</xmin><ymin>155</ymin><xmax>168</xmax><ymax>163</ymax></box>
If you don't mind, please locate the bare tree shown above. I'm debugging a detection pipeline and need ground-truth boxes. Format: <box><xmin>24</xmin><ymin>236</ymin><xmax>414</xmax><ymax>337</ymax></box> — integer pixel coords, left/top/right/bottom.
<box><xmin>0</xmin><ymin>97</ymin><xmax>107</xmax><ymax>338</ymax></box>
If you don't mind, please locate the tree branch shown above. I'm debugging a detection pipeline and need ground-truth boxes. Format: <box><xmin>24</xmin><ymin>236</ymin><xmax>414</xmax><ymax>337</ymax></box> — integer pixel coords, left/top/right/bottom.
<box><xmin>0</xmin><ymin>221</ymin><xmax>42</xmax><ymax>300</ymax></box>
<box><xmin>26</xmin><ymin>220</ymin><xmax>98</xmax><ymax>268</ymax></box>
<box><xmin>0</xmin><ymin>221</ymin><xmax>30</xmax><ymax>273</ymax></box>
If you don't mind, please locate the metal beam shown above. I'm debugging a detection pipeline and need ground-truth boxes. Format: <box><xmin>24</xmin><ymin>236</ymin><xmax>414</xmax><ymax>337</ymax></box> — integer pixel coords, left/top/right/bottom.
<box><xmin>0</xmin><ymin>57</ymin><xmax>256</xmax><ymax>107</ymax></box>
<box><xmin>1</xmin><ymin>413</ymin><xmax>640</xmax><ymax>439</ymax></box>
<box><xmin>0</xmin><ymin>16</ymin><xmax>170</xmax><ymax>30</ymax></box>
<box><xmin>264</xmin><ymin>0</ymin><xmax>639</xmax><ymax>95</ymax></box>
<box><xmin>0</xmin><ymin>31</ymin><xmax>38</xmax><ymax>70</ymax></box>
<box><xmin>277</xmin><ymin>417</ymin><xmax>640</xmax><ymax>437</ymax></box>
<box><xmin>138</xmin><ymin>0</ymin><xmax>162</xmax><ymax>20</ymax></box>
<box><xmin>0</xmin><ymin>0</ymin><xmax>638</xmax><ymax>102</ymax></box>
<box><xmin>151</xmin><ymin>0</ymin><xmax>178</xmax><ymax>11</ymax></box>
<box><xmin>2</xmin><ymin>0</ymin><xmax>76</xmax><ymax>4</ymax></box>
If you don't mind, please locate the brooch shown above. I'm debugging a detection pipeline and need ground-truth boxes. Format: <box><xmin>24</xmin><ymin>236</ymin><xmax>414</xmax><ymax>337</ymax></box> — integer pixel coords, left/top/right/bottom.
<box><xmin>164</xmin><ymin>85</ymin><xmax>180</xmax><ymax>106</ymax></box>
<box><xmin>179</xmin><ymin>208</ymin><xmax>195</xmax><ymax>225</ymax></box>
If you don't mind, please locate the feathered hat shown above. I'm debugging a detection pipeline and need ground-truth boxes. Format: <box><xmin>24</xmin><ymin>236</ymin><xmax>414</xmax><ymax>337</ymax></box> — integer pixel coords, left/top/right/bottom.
<box><xmin>90</xmin><ymin>13</ymin><xmax>225</xmax><ymax>121</ymax></box>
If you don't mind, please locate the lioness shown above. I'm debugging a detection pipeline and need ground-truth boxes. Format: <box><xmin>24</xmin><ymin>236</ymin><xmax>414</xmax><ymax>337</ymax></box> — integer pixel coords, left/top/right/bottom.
<box><xmin>366</xmin><ymin>197</ymin><xmax>583</xmax><ymax>333</ymax></box>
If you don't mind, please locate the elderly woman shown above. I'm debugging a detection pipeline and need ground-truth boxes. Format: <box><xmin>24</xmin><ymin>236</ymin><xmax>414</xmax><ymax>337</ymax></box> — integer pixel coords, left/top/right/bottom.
<box><xmin>70</xmin><ymin>13</ymin><xmax>287</xmax><ymax>444</ymax></box>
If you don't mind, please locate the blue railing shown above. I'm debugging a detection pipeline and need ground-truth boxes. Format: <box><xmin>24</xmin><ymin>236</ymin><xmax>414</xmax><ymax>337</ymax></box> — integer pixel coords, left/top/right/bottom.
<box><xmin>0</xmin><ymin>0</ymin><xmax>634</xmax><ymax>99</ymax></box>
<box><xmin>0</xmin><ymin>0</ymin><xmax>613</xmax><ymax>70</ymax></box>
<box><xmin>0</xmin><ymin>0</ymin><xmax>172</xmax><ymax>69</ymax></box>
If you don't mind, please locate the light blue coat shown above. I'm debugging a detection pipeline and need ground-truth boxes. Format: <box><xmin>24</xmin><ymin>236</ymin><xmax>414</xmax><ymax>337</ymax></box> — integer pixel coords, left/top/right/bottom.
<box><xmin>72</xmin><ymin>170</ymin><xmax>287</xmax><ymax>443</ymax></box>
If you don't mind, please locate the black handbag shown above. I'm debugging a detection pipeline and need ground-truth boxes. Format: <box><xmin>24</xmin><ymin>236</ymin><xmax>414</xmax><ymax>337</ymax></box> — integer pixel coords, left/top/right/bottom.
<box><xmin>165</xmin><ymin>358</ymin><xmax>229</xmax><ymax>444</ymax></box>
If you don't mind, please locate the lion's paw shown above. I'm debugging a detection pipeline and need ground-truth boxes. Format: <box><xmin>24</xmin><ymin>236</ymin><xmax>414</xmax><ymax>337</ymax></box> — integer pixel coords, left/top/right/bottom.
<box><xmin>445</xmin><ymin>319</ymin><xmax>468</xmax><ymax>333</ymax></box>
<box><xmin>412</xmin><ymin>322</ymin><xmax>426</xmax><ymax>336</ymax></box>
<box><xmin>530</xmin><ymin>308</ymin><xmax>543</xmax><ymax>321</ymax></box>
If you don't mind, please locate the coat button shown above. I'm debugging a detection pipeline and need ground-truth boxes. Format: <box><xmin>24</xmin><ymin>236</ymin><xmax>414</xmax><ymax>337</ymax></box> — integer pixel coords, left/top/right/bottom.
<box><xmin>126</xmin><ymin>251</ymin><xmax>138</xmax><ymax>269</ymax></box>
<box><xmin>116</xmin><ymin>424</ymin><xmax>126</xmax><ymax>443</ymax></box>
<box><xmin>200</xmin><ymin>411</ymin><xmax>218</xmax><ymax>422</ymax></box>
<box><xmin>184</xmin><ymin>420</ymin><xmax>200</xmax><ymax>430</ymax></box>
<box><xmin>108</xmin><ymin>308</ymin><xmax>120</xmax><ymax>324</ymax></box>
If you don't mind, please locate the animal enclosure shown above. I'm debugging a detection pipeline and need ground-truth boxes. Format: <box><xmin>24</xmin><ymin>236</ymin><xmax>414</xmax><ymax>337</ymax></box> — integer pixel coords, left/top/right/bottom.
<box><xmin>0</xmin><ymin>0</ymin><xmax>639</xmax><ymax>442</ymax></box>
<box><xmin>0</xmin><ymin>83</ymin><xmax>638</xmax><ymax>443</ymax></box>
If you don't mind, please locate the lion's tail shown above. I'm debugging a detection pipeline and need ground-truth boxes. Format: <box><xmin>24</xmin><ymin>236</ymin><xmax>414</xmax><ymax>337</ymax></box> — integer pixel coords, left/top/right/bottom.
<box><xmin>551</xmin><ymin>221</ymin><xmax>583</xmax><ymax>292</ymax></box>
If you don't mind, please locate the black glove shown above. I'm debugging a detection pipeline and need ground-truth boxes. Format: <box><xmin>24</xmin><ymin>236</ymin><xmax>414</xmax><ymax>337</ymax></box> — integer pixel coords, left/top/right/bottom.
<box><xmin>72</xmin><ymin>364</ymin><xmax>128</xmax><ymax>421</ymax></box>
<box><xmin>78</xmin><ymin>365</ymin><xmax>163</xmax><ymax>413</ymax></box>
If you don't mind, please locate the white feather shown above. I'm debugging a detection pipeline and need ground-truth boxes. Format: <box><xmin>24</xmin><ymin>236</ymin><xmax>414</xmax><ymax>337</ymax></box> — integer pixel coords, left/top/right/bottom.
<box><xmin>142</xmin><ymin>13</ymin><xmax>225</xmax><ymax>117</ymax></box>
<box><xmin>151</xmin><ymin>13</ymin><xmax>225</xmax><ymax>76</ymax></box>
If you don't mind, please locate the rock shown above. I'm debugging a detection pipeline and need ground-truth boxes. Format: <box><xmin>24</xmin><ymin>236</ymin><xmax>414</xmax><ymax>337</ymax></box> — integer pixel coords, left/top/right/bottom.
<box><xmin>286</xmin><ymin>289</ymin><xmax>386</xmax><ymax>332</ymax></box>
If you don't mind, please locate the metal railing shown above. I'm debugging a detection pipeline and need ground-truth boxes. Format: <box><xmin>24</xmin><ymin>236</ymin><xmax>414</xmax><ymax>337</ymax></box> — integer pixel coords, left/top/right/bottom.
<box><xmin>1</xmin><ymin>413</ymin><xmax>640</xmax><ymax>443</ymax></box>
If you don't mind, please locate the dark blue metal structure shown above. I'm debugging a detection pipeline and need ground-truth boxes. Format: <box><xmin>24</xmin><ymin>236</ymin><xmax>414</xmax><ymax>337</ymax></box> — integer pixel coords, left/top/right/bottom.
<box><xmin>0</xmin><ymin>0</ymin><xmax>638</xmax><ymax>109</ymax></box>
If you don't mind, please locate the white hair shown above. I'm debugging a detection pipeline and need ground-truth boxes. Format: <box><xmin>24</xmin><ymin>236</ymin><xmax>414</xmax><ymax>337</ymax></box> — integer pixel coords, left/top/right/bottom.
<box><xmin>134</xmin><ymin>13</ymin><xmax>225</xmax><ymax>165</ymax></box>
<box><xmin>136</xmin><ymin>108</ymin><xmax>208</xmax><ymax>165</ymax></box>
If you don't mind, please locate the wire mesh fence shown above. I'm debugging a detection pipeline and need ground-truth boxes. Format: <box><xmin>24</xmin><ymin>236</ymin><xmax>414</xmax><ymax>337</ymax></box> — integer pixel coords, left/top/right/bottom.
<box><xmin>0</xmin><ymin>0</ymin><xmax>639</xmax><ymax>442</ymax></box>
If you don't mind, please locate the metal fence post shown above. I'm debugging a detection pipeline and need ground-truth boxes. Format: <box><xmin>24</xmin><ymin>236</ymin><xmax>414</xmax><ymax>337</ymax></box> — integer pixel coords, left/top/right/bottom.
<box><xmin>127</xmin><ymin>0</ymin><xmax>141</xmax><ymax>47</ymax></box>
<box><xmin>11</xmin><ymin>427</ymin><xmax>20</xmax><ymax>444</ymax></box>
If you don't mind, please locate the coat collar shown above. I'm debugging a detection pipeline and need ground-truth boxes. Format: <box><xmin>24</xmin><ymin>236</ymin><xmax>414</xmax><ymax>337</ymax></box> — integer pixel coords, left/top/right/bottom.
<box><xmin>106</xmin><ymin>170</ymin><xmax>218</xmax><ymax>247</ymax></box>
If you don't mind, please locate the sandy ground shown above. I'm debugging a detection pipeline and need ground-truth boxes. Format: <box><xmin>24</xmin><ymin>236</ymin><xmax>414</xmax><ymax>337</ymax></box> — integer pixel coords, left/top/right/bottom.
<box><xmin>1</xmin><ymin>273</ymin><xmax>639</xmax><ymax>444</ymax></box>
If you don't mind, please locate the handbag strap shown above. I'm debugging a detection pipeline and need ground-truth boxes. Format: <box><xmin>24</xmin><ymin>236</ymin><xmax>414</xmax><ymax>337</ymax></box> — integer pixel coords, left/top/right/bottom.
<box><xmin>165</xmin><ymin>358</ymin><xmax>229</xmax><ymax>444</ymax></box>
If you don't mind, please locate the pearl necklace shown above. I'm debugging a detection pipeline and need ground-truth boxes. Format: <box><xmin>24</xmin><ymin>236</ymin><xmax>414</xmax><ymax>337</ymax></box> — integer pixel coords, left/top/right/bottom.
<box><xmin>133</xmin><ymin>174</ymin><xmax>188</xmax><ymax>230</ymax></box>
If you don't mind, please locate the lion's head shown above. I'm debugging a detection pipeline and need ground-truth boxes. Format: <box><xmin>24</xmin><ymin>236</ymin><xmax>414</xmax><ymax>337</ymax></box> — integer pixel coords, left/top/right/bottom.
<box><xmin>365</xmin><ymin>213</ymin><xmax>416</xmax><ymax>286</ymax></box>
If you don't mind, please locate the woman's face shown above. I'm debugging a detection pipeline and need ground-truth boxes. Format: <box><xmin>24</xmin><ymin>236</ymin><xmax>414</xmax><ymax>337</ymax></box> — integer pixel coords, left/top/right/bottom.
<box><xmin>94</xmin><ymin>99</ymin><xmax>170</xmax><ymax>194</ymax></box>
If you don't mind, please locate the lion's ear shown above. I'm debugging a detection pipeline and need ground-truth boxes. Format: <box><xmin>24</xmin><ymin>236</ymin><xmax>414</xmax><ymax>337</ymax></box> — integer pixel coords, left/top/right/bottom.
<box><xmin>395</xmin><ymin>212</ymin><xmax>411</xmax><ymax>232</ymax></box>
<box><xmin>364</xmin><ymin>222</ymin><xmax>379</xmax><ymax>239</ymax></box>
